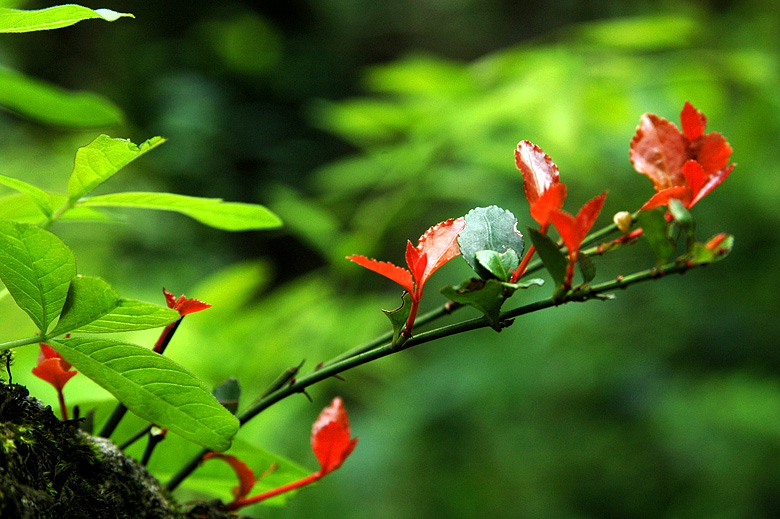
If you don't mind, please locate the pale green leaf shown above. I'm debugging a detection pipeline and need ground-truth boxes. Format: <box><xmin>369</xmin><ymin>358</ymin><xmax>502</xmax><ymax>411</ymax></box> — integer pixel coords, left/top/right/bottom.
<box><xmin>50</xmin><ymin>276</ymin><xmax>121</xmax><ymax>337</ymax></box>
<box><xmin>0</xmin><ymin>220</ymin><xmax>75</xmax><ymax>332</ymax></box>
<box><xmin>0</xmin><ymin>67</ymin><xmax>123</xmax><ymax>128</ymax></box>
<box><xmin>72</xmin><ymin>299</ymin><xmax>180</xmax><ymax>333</ymax></box>
<box><xmin>79</xmin><ymin>192</ymin><xmax>283</xmax><ymax>231</ymax></box>
<box><xmin>52</xmin><ymin>337</ymin><xmax>239</xmax><ymax>451</ymax></box>
<box><xmin>0</xmin><ymin>5</ymin><xmax>133</xmax><ymax>33</ymax></box>
<box><xmin>68</xmin><ymin>135</ymin><xmax>166</xmax><ymax>202</ymax></box>
<box><xmin>459</xmin><ymin>206</ymin><xmax>524</xmax><ymax>279</ymax></box>
<box><xmin>0</xmin><ymin>174</ymin><xmax>53</xmax><ymax>217</ymax></box>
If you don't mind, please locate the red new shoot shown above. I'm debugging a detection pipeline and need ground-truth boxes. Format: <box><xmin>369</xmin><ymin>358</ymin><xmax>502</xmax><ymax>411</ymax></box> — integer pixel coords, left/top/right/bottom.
<box><xmin>203</xmin><ymin>397</ymin><xmax>358</xmax><ymax>511</ymax></box>
<box><xmin>630</xmin><ymin>101</ymin><xmax>735</xmax><ymax>210</ymax></box>
<box><xmin>154</xmin><ymin>288</ymin><xmax>211</xmax><ymax>353</ymax></box>
<box><xmin>512</xmin><ymin>140</ymin><xmax>567</xmax><ymax>282</ymax></box>
<box><xmin>347</xmin><ymin>218</ymin><xmax>466</xmax><ymax>337</ymax></box>
<box><xmin>32</xmin><ymin>343</ymin><xmax>77</xmax><ymax>420</ymax></box>
<box><xmin>549</xmin><ymin>193</ymin><xmax>607</xmax><ymax>291</ymax></box>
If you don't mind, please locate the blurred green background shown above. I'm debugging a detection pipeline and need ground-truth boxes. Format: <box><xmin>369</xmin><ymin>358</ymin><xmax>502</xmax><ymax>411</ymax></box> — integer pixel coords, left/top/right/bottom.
<box><xmin>2</xmin><ymin>0</ymin><xmax>780</xmax><ymax>517</ymax></box>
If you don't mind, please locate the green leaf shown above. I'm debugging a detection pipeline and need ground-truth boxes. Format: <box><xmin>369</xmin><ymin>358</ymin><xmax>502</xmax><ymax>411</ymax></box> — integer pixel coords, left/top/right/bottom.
<box><xmin>0</xmin><ymin>220</ymin><xmax>76</xmax><ymax>332</ymax></box>
<box><xmin>0</xmin><ymin>193</ymin><xmax>113</xmax><ymax>224</ymax></box>
<box><xmin>577</xmin><ymin>253</ymin><xmax>597</xmax><ymax>284</ymax></box>
<box><xmin>67</xmin><ymin>135</ymin><xmax>166</xmax><ymax>202</ymax></box>
<box><xmin>0</xmin><ymin>174</ymin><xmax>53</xmax><ymax>217</ymax></box>
<box><xmin>382</xmin><ymin>292</ymin><xmax>412</xmax><ymax>348</ymax></box>
<box><xmin>638</xmin><ymin>209</ymin><xmax>675</xmax><ymax>266</ymax></box>
<box><xmin>526</xmin><ymin>227</ymin><xmax>567</xmax><ymax>288</ymax></box>
<box><xmin>458</xmin><ymin>206</ymin><xmax>524</xmax><ymax>279</ymax></box>
<box><xmin>213</xmin><ymin>378</ymin><xmax>241</xmax><ymax>415</ymax></box>
<box><xmin>79</xmin><ymin>192</ymin><xmax>283</xmax><ymax>231</ymax></box>
<box><xmin>688</xmin><ymin>234</ymin><xmax>734</xmax><ymax>266</ymax></box>
<box><xmin>72</xmin><ymin>299</ymin><xmax>180</xmax><ymax>333</ymax></box>
<box><xmin>0</xmin><ymin>5</ymin><xmax>133</xmax><ymax>33</ymax></box>
<box><xmin>441</xmin><ymin>279</ymin><xmax>512</xmax><ymax>330</ymax></box>
<box><xmin>51</xmin><ymin>337</ymin><xmax>239</xmax><ymax>451</ymax></box>
<box><xmin>0</xmin><ymin>68</ymin><xmax>124</xmax><ymax>128</ymax></box>
<box><xmin>49</xmin><ymin>276</ymin><xmax>122</xmax><ymax>337</ymax></box>
<box><xmin>475</xmin><ymin>249</ymin><xmax>519</xmax><ymax>282</ymax></box>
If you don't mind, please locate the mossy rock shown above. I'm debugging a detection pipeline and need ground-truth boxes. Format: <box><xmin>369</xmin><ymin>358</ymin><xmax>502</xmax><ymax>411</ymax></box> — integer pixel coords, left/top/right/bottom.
<box><xmin>0</xmin><ymin>383</ymin><xmax>238</xmax><ymax>519</ymax></box>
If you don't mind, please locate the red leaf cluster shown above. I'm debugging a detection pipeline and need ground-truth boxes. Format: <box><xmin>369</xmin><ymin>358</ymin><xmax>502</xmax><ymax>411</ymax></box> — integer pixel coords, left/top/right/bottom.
<box><xmin>32</xmin><ymin>343</ymin><xmax>77</xmax><ymax>392</ymax></box>
<box><xmin>347</xmin><ymin>217</ymin><xmax>466</xmax><ymax>337</ymax></box>
<box><xmin>550</xmin><ymin>193</ymin><xmax>607</xmax><ymax>289</ymax></box>
<box><xmin>515</xmin><ymin>140</ymin><xmax>607</xmax><ymax>288</ymax></box>
<box><xmin>630</xmin><ymin>101</ymin><xmax>734</xmax><ymax>209</ymax></box>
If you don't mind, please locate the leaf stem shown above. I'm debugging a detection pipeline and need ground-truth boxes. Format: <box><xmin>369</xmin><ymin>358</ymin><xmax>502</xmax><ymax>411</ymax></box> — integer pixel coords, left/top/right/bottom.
<box><xmin>166</xmin><ymin>257</ymin><xmax>696</xmax><ymax>492</ymax></box>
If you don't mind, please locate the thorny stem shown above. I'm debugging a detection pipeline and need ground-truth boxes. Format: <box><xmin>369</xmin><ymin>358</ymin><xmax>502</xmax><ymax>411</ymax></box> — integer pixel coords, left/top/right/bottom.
<box><xmin>166</xmin><ymin>257</ymin><xmax>696</xmax><ymax>492</ymax></box>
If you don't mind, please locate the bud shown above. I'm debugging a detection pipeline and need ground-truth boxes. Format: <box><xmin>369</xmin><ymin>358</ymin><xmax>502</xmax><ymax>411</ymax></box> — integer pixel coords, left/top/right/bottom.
<box><xmin>612</xmin><ymin>211</ymin><xmax>632</xmax><ymax>234</ymax></box>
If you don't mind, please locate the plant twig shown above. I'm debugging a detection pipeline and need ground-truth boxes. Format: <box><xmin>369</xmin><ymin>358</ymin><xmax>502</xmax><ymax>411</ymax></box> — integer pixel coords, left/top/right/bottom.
<box><xmin>165</xmin><ymin>257</ymin><xmax>696</xmax><ymax>492</ymax></box>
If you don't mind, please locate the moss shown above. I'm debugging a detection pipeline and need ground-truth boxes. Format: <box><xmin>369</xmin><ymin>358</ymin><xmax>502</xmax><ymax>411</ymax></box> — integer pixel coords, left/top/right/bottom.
<box><xmin>0</xmin><ymin>383</ymin><xmax>241</xmax><ymax>519</ymax></box>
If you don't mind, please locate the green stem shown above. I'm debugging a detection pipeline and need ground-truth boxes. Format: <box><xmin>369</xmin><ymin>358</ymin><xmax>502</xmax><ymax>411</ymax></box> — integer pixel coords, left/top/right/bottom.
<box><xmin>0</xmin><ymin>335</ymin><xmax>44</xmax><ymax>353</ymax></box>
<box><xmin>166</xmin><ymin>258</ymin><xmax>694</xmax><ymax>492</ymax></box>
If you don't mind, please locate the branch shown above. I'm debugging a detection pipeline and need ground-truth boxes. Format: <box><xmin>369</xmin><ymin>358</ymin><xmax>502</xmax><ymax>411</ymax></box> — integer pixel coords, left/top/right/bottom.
<box><xmin>165</xmin><ymin>256</ymin><xmax>697</xmax><ymax>492</ymax></box>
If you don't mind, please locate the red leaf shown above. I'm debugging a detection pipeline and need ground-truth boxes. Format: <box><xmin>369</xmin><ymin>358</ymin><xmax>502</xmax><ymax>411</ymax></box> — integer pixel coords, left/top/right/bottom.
<box><xmin>640</xmin><ymin>186</ymin><xmax>692</xmax><ymax>211</ymax></box>
<box><xmin>680</xmin><ymin>101</ymin><xmax>706</xmax><ymax>141</ymax></box>
<box><xmin>530</xmin><ymin>182</ymin><xmax>567</xmax><ymax>228</ymax></box>
<box><xmin>311</xmin><ymin>397</ymin><xmax>358</xmax><ymax>475</ymax></box>
<box><xmin>411</xmin><ymin>217</ymin><xmax>466</xmax><ymax>288</ymax></box>
<box><xmin>32</xmin><ymin>344</ymin><xmax>77</xmax><ymax>392</ymax></box>
<box><xmin>575</xmin><ymin>192</ymin><xmax>607</xmax><ymax>240</ymax></box>
<box><xmin>630</xmin><ymin>113</ymin><xmax>688</xmax><ymax>190</ymax></box>
<box><xmin>689</xmin><ymin>163</ymin><xmax>735</xmax><ymax>208</ymax></box>
<box><xmin>515</xmin><ymin>140</ymin><xmax>560</xmax><ymax>205</ymax></box>
<box><xmin>549</xmin><ymin>210</ymin><xmax>579</xmax><ymax>254</ymax></box>
<box><xmin>550</xmin><ymin>192</ymin><xmax>607</xmax><ymax>257</ymax></box>
<box><xmin>162</xmin><ymin>288</ymin><xmax>212</xmax><ymax>316</ymax></box>
<box><xmin>346</xmin><ymin>255</ymin><xmax>414</xmax><ymax>294</ymax></box>
<box><xmin>681</xmin><ymin>160</ymin><xmax>706</xmax><ymax>197</ymax></box>
<box><xmin>203</xmin><ymin>453</ymin><xmax>257</xmax><ymax>500</ymax></box>
<box><xmin>694</xmin><ymin>133</ymin><xmax>732</xmax><ymax>176</ymax></box>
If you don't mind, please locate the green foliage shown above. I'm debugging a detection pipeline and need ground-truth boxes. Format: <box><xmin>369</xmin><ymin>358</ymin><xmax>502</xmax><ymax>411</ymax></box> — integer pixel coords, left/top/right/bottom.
<box><xmin>526</xmin><ymin>227</ymin><xmax>567</xmax><ymax>288</ymax></box>
<box><xmin>50</xmin><ymin>276</ymin><xmax>121</xmax><ymax>336</ymax></box>
<box><xmin>0</xmin><ymin>220</ymin><xmax>75</xmax><ymax>333</ymax></box>
<box><xmin>80</xmin><ymin>192</ymin><xmax>282</xmax><ymax>231</ymax></box>
<box><xmin>638</xmin><ymin>209</ymin><xmax>675</xmax><ymax>266</ymax></box>
<box><xmin>0</xmin><ymin>69</ymin><xmax>124</xmax><ymax>128</ymax></box>
<box><xmin>0</xmin><ymin>5</ymin><xmax>132</xmax><ymax>33</ymax></box>
<box><xmin>51</xmin><ymin>337</ymin><xmax>239</xmax><ymax>451</ymax></box>
<box><xmin>67</xmin><ymin>135</ymin><xmax>166</xmax><ymax>203</ymax></box>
